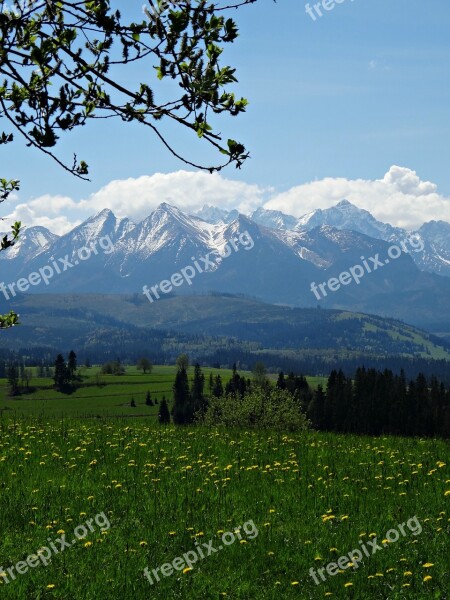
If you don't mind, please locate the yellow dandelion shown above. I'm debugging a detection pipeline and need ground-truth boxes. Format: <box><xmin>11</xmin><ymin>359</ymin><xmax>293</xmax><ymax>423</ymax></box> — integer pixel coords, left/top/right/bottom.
<box><xmin>46</xmin><ymin>584</ymin><xmax>55</xmax><ymax>589</ymax></box>
<box><xmin>84</xmin><ymin>541</ymin><xmax>93</xmax><ymax>548</ymax></box>
<box><xmin>423</xmin><ymin>575</ymin><xmax>432</xmax><ymax>582</ymax></box>
<box><xmin>344</xmin><ymin>582</ymin><xmax>353</xmax><ymax>587</ymax></box>
<box><xmin>139</xmin><ymin>541</ymin><xmax>148</xmax><ymax>547</ymax></box>
<box><xmin>183</xmin><ymin>567</ymin><xmax>193</xmax><ymax>574</ymax></box>
<box><xmin>291</xmin><ymin>581</ymin><xmax>299</xmax><ymax>586</ymax></box>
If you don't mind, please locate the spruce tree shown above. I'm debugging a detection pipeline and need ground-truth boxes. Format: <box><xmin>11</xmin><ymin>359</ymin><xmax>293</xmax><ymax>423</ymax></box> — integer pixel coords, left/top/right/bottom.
<box><xmin>172</xmin><ymin>367</ymin><xmax>191</xmax><ymax>424</ymax></box>
<box><xmin>308</xmin><ymin>384</ymin><xmax>326</xmax><ymax>429</ymax></box>
<box><xmin>159</xmin><ymin>399</ymin><xmax>171</xmax><ymax>425</ymax></box>
<box><xmin>54</xmin><ymin>354</ymin><xmax>69</xmax><ymax>390</ymax></box>
<box><xmin>68</xmin><ymin>350</ymin><xmax>77</xmax><ymax>381</ymax></box>
<box><xmin>191</xmin><ymin>363</ymin><xmax>206</xmax><ymax>415</ymax></box>
<box><xmin>213</xmin><ymin>375</ymin><xmax>224</xmax><ymax>398</ymax></box>
<box><xmin>7</xmin><ymin>364</ymin><xmax>19</xmax><ymax>396</ymax></box>
<box><xmin>276</xmin><ymin>371</ymin><xmax>287</xmax><ymax>390</ymax></box>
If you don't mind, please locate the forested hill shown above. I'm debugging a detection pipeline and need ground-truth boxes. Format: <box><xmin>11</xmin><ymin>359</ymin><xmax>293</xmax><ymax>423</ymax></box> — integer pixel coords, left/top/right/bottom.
<box><xmin>1</xmin><ymin>294</ymin><xmax>449</xmax><ymax>382</ymax></box>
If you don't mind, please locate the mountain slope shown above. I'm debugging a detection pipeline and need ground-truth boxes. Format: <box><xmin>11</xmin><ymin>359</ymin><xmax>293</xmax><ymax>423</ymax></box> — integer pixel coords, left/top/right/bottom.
<box><xmin>5</xmin><ymin>293</ymin><xmax>450</xmax><ymax>361</ymax></box>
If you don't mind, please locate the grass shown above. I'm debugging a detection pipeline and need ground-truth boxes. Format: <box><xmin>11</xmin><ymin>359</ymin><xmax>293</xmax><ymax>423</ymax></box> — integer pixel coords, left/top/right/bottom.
<box><xmin>0</xmin><ymin>365</ymin><xmax>327</xmax><ymax>419</ymax></box>
<box><xmin>0</xmin><ymin>422</ymin><xmax>447</xmax><ymax>599</ymax></box>
<box><xmin>0</xmin><ymin>367</ymin><xmax>445</xmax><ymax>598</ymax></box>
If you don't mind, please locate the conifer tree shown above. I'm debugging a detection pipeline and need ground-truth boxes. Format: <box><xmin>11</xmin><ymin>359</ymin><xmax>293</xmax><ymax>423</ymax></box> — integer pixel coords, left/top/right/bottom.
<box><xmin>276</xmin><ymin>371</ymin><xmax>287</xmax><ymax>390</ymax></box>
<box><xmin>159</xmin><ymin>398</ymin><xmax>171</xmax><ymax>425</ymax></box>
<box><xmin>172</xmin><ymin>367</ymin><xmax>191</xmax><ymax>424</ymax></box>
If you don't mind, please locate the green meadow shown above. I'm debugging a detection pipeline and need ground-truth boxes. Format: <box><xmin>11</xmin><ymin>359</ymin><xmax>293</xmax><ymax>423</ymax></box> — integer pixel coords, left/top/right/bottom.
<box><xmin>0</xmin><ymin>367</ymin><xmax>447</xmax><ymax>599</ymax></box>
<box><xmin>0</xmin><ymin>365</ymin><xmax>326</xmax><ymax>419</ymax></box>
<box><xmin>0</xmin><ymin>423</ymin><xmax>447</xmax><ymax>599</ymax></box>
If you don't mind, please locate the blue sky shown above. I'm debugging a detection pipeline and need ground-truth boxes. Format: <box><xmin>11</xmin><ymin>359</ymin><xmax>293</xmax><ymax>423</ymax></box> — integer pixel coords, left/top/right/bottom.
<box><xmin>2</xmin><ymin>0</ymin><xmax>450</xmax><ymax>232</ymax></box>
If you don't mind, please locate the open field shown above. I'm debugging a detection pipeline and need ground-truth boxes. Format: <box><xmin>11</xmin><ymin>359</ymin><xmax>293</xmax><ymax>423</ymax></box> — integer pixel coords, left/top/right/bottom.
<box><xmin>0</xmin><ymin>365</ymin><xmax>327</xmax><ymax>418</ymax></box>
<box><xmin>0</xmin><ymin>423</ymin><xmax>447</xmax><ymax>599</ymax></box>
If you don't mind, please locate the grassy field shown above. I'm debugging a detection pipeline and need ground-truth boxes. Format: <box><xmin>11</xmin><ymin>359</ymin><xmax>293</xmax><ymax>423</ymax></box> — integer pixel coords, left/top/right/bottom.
<box><xmin>0</xmin><ymin>366</ymin><xmax>327</xmax><ymax>419</ymax></box>
<box><xmin>0</xmin><ymin>422</ymin><xmax>447</xmax><ymax>599</ymax></box>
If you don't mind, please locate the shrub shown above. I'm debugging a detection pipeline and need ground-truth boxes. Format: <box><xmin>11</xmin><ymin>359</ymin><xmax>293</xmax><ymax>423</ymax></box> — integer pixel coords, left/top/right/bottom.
<box><xmin>199</xmin><ymin>388</ymin><xmax>310</xmax><ymax>432</ymax></box>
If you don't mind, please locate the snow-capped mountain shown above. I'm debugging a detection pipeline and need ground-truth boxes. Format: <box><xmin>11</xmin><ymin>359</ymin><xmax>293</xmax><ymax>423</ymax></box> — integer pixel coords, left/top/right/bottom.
<box><xmin>0</xmin><ymin>225</ymin><xmax>58</xmax><ymax>261</ymax></box>
<box><xmin>415</xmin><ymin>221</ymin><xmax>450</xmax><ymax>277</ymax></box>
<box><xmin>250</xmin><ymin>207</ymin><xmax>298</xmax><ymax>230</ymax></box>
<box><xmin>294</xmin><ymin>199</ymin><xmax>403</xmax><ymax>239</ymax></box>
<box><xmin>194</xmin><ymin>204</ymin><xmax>239</xmax><ymax>224</ymax></box>
<box><xmin>292</xmin><ymin>201</ymin><xmax>450</xmax><ymax>277</ymax></box>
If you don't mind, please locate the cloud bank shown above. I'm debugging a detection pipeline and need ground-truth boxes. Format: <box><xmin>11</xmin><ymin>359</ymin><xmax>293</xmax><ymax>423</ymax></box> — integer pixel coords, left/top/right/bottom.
<box><xmin>264</xmin><ymin>166</ymin><xmax>449</xmax><ymax>230</ymax></box>
<box><xmin>2</xmin><ymin>166</ymin><xmax>449</xmax><ymax>234</ymax></box>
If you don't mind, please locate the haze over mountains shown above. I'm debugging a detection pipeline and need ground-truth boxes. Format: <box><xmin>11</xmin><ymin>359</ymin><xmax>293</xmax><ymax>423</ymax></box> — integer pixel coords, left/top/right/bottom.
<box><xmin>1</xmin><ymin>200</ymin><xmax>449</xmax><ymax>332</ymax></box>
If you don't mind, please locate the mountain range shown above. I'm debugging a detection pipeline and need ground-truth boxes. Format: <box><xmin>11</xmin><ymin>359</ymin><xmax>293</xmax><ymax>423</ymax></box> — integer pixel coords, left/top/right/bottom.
<box><xmin>1</xmin><ymin>200</ymin><xmax>449</xmax><ymax>333</ymax></box>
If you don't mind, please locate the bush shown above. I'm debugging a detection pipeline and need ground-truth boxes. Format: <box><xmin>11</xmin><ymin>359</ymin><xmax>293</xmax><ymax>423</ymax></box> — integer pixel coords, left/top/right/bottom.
<box><xmin>199</xmin><ymin>388</ymin><xmax>310</xmax><ymax>432</ymax></box>
<box><xmin>101</xmin><ymin>361</ymin><xmax>125</xmax><ymax>375</ymax></box>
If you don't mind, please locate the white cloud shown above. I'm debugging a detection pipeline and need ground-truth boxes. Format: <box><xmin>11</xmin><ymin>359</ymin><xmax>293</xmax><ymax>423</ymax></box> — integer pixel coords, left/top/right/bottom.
<box><xmin>1</xmin><ymin>171</ymin><xmax>270</xmax><ymax>234</ymax></box>
<box><xmin>78</xmin><ymin>170</ymin><xmax>271</xmax><ymax>219</ymax></box>
<box><xmin>2</xmin><ymin>195</ymin><xmax>82</xmax><ymax>235</ymax></box>
<box><xmin>1</xmin><ymin>166</ymin><xmax>449</xmax><ymax>234</ymax></box>
<box><xmin>264</xmin><ymin>166</ymin><xmax>450</xmax><ymax>229</ymax></box>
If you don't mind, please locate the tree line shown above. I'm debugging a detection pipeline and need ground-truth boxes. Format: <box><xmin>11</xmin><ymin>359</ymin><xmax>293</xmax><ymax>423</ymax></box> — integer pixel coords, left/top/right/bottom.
<box><xmin>170</xmin><ymin>360</ymin><xmax>449</xmax><ymax>437</ymax></box>
<box><xmin>308</xmin><ymin>368</ymin><xmax>450</xmax><ymax>438</ymax></box>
